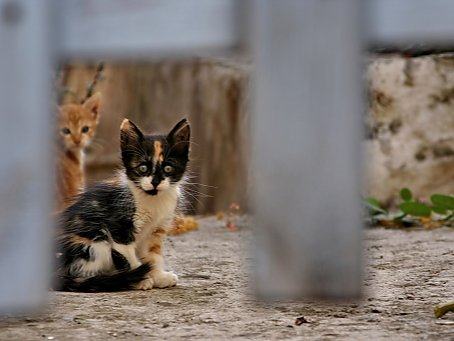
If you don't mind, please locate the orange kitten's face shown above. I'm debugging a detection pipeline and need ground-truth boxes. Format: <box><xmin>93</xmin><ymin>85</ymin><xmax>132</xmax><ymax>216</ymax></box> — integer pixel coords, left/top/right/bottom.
<box><xmin>57</xmin><ymin>93</ymin><xmax>101</xmax><ymax>152</ymax></box>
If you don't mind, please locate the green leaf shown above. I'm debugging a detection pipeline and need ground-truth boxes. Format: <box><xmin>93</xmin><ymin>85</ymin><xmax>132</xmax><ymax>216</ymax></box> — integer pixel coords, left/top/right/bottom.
<box><xmin>431</xmin><ymin>206</ymin><xmax>448</xmax><ymax>215</ymax></box>
<box><xmin>399</xmin><ymin>202</ymin><xmax>431</xmax><ymax>217</ymax></box>
<box><xmin>430</xmin><ymin>194</ymin><xmax>454</xmax><ymax>210</ymax></box>
<box><xmin>442</xmin><ymin>213</ymin><xmax>454</xmax><ymax>222</ymax></box>
<box><xmin>400</xmin><ymin>188</ymin><xmax>412</xmax><ymax>202</ymax></box>
<box><xmin>392</xmin><ymin>212</ymin><xmax>407</xmax><ymax>221</ymax></box>
<box><xmin>365</xmin><ymin>197</ymin><xmax>380</xmax><ymax>207</ymax></box>
<box><xmin>365</xmin><ymin>197</ymin><xmax>388</xmax><ymax>215</ymax></box>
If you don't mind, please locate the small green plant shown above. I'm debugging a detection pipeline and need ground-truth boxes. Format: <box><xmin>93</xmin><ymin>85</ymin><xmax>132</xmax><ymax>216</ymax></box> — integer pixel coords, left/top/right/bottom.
<box><xmin>365</xmin><ymin>197</ymin><xmax>388</xmax><ymax>216</ymax></box>
<box><xmin>365</xmin><ymin>188</ymin><xmax>454</xmax><ymax>228</ymax></box>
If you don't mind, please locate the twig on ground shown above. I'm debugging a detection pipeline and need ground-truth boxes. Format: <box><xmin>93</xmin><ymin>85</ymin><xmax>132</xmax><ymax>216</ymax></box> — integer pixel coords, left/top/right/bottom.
<box><xmin>434</xmin><ymin>301</ymin><xmax>454</xmax><ymax>318</ymax></box>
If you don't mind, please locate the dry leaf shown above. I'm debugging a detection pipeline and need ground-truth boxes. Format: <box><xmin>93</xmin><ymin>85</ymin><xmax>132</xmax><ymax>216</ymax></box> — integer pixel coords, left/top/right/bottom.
<box><xmin>168</xmin><ymin>215</ymin><xmax>199</xmax><ymax>235</ymax></box>
<box><xmin>216</xmin><ymin>211</ymin><xmax>225</xmax><ymax>220</ymax></box>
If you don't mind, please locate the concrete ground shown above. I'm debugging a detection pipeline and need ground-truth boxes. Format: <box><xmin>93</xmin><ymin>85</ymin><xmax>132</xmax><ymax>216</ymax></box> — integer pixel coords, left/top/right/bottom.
<box><xmin>1</xmin><ymin>216</ymin><xmax>453</xmax><ymax>340</ymax></box>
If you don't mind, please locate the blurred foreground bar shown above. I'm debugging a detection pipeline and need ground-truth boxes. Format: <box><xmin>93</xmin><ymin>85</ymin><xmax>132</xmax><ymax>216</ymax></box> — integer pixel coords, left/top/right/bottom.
<box><xmin>252</xmin><ymin>0</ymin><xmax>454</xmax><ymax>300</ymax></box>
<box><xmin>367</xmin><ymin>0</ymin><xmax>454</xmax><ymax>48</ymax></box>
<box><xmin>57</xmin><ymin>0</ymin><xmax>241</xmax><ymax>59</ymax></box>
<box><xmin>251</xmin><ymin>0</ymin><xmax>363</xmax><ymax>299</ymax></box>
<box><xmin>0</xmin><ymin>0</ymin><xmax>54</xmax><ymax>312</ymax></box>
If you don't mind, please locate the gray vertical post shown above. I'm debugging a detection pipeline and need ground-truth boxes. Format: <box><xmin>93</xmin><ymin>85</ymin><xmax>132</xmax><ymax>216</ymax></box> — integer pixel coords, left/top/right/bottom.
<box><xmin>0</xmin><ymin>0</ymin><xmax>54</xmax><ymax>312</ymax></box>
<box><xmin>252</xmin><ymin>0</ymin><xmax>363</xmax><ymax>298</ymax></box>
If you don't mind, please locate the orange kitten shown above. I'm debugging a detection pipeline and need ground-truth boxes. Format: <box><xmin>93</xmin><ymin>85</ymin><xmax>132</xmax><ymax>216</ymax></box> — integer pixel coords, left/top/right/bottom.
<box><xmin>55</xmin><ymin>92</ymin><xmax>101</xmax><ymax>211</ymax></box>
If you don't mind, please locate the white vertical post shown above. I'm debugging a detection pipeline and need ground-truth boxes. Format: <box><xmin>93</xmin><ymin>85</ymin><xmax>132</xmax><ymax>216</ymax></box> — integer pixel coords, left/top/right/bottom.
<box><xmin>252</xmin><ymin>0</ymin><xmax>363</xmax><ymax>299</ymax></box>
<box><xmin>0</xmin><ymin>0</ymin><xmax>54</xmax><ymax>312</ymax></box>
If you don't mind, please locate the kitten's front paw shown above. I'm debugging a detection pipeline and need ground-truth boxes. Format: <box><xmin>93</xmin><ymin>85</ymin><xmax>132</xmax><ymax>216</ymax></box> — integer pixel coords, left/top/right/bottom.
<box><xmin>134</xmin><ymin>277</ymin><xmax>154</xmax><ymax>290</ymax></box>
<box><xmin>151</xmin><ymin>271</ymin><xmax>178</xmax><ymax>288</ymax></box>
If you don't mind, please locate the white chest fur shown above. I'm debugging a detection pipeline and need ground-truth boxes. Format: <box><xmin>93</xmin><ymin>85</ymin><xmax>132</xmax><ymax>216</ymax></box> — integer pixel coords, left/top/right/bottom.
<box><xmin>127</xmin><ymin>179</ymin><xmax>180</xmax><ymax>243</ymax></box>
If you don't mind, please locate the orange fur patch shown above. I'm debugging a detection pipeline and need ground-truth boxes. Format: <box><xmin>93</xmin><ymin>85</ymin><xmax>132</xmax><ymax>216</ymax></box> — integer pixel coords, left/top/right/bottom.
<box><xmin>148</xmin><ymin>244</ymin><xmax>162</xmax><ymax>254</ymax></box>
<box><xmin>153</xmin><ymin>140</ymin><xmax>164</xmax><ymax>163</ymax></box>
<box><xmin>154</xmin><ymin>227</ymin><xmax>166</xmax><ymax>235</ymax></box>
<box><xmin>147</xmin><ymin>228</ymin><xmax>166</xmax><ymax>255</ymax></box>
<box><xmin>55</xmin><ymin>146</ymin><xmax>84</xmax><ymax>212</ymax></box>
<box><xmin>55</xmin><ymin>97</ymin><xmax>100</xmax><ymax>211</ymax></box>
<box><xmin>70</xmin><ymin>235</ymin><xmax>93</xmax><ymax>246</ymax></box>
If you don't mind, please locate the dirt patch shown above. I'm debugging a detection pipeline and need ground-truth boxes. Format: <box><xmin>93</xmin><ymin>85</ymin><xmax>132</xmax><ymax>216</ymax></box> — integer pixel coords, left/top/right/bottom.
<box><xmin>1</xmin><ymin>217</ymin><xmax>453</xmax><ymax>340</ymax></box>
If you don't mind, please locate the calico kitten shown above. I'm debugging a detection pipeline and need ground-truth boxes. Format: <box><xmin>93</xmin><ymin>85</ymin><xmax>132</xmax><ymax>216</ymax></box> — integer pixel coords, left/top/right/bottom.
<box><xmin>55</xmin><ymin>92</ymin><xmax>101</xmax><ymax>211</ymax></box>
<box><xmin>56</xmin><ymin>118</ymin><xmax>190</xmax><ymax>292</ymax></box>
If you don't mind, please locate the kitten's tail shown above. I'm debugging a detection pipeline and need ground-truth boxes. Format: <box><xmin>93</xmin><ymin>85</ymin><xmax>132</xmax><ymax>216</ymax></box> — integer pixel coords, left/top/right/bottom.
<box><xmin>56</xmin><ymin>263</ymin><xmax>152</xmax><ymax>292</ymax></box>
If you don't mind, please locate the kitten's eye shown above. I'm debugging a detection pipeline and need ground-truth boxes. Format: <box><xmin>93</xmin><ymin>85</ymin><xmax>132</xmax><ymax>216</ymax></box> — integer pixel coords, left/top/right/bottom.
<box><xmin>163</xmin><ymin>165</ymin><xmax>174</xmax><ymax>174</ymax></box>
<box><xmin>138</xmin><ymin>165</ymin><xmax>148</xmax><ymax>174</ymax></box>
<box><xmin>81</xmin><ymin>126</ymin><xmax>90</xmax><ymax>133</ymax></box>
<box><xmin>62</xmin><ymin>128</ymin><xmax>71</xmax><ymax>135</ymax></box>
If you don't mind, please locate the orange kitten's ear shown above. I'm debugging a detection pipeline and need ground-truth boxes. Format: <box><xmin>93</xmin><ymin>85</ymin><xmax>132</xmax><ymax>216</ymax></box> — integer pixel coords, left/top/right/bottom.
<box><xmin>83</xmin><ymin>92</ymin><xmax>101</xmax><ymax>117</ymax></box>
<box><xmin>54</xmin><ymin>104</ymin><xmax>61</xmax><ymax>115</ymax></box>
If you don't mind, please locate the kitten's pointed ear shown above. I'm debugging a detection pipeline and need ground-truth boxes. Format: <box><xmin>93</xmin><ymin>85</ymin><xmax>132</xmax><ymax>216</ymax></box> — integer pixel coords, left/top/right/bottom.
<box><xmin>120</xmin><ymin>119</ymin><xmax>144</xmax><ymax>149</ymax></box>
<box><xmin>167</xmin><ymin>118</ymin><xmax>190</xmax><ymax>157</ymax></box>
<box><xmin>54</xmin><ymin>103</ymin><xmax>62</xmax><ymax>115</ymax></box>
<box><xmin>83</xmin><ymin>92</ymin><xmax>101</xmax><ymax>117</ymax></box>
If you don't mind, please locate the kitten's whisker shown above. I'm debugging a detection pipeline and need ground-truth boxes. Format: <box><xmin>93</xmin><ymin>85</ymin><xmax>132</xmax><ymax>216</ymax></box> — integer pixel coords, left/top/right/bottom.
<box><xmin>183</xmin><ymin>191</ymin><xmax>213</xmax><ymax>199</ymax></box>
<box><xmin>181</xmin><ymin>175</ymin><xmax>198</xmax><ymax>181</ymax></box>
<box><xmin>181</xmin><ymin>187</ymin><xmax>214</xmax><ymax>202</ymax></box>
<box><xmin>86</xmin><ymin>140</ymin><xmax>106</xmax><ymax>154</ymax></box>
<box><xmin>179</xmin><ymin>199</ymin><xmax>197</xmax><ymax>213</ymax></box>
<box><xmin>90</xmin><ymin>138</ymin><xmax>107</xmax><ymax>147</ymax></box>
<box><xmin>181</xmin><ymin>191</ymin><xmax>206</xmax><ymax>210</ymax></box>
<box><xmin>182</xmin><ymin>186</ymin><xmax>213</xmax><ymax>196</ymax></box>
<box><xmin>189</xmin><ymin>140</ymin><xmax>200</xmax><ymax>148</ymax></box>
<box><xmin>185</xmin><ymin>182</ymin><xmax>217</xmax><ymax>189</ymax></box>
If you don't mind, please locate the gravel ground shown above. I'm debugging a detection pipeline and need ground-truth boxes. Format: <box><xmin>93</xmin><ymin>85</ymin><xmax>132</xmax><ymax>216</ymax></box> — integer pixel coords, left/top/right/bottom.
<box><xmin>1</xmin><ymin>216</ymin><xmax>453</xmax><ymax>340</ymax></box>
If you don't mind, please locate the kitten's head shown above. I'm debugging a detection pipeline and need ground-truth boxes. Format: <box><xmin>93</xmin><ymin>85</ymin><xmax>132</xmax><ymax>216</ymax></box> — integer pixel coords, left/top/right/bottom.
<box><xmin>57</xmin><ymin>92</ymin><xmax>101</xmax><ymax>152</ymax></box>
<box><xmin>120</xmin><ymin>118</ymin><xmax>190</xmax><ymax>196</ymax></box>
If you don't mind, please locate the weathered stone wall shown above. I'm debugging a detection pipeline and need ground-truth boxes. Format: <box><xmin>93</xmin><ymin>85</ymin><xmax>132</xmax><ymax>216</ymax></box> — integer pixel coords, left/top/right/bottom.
<box><xmin>365</xmin><ymin>54</ymin><xmax>454</xmax><ymax>205</ymax></box>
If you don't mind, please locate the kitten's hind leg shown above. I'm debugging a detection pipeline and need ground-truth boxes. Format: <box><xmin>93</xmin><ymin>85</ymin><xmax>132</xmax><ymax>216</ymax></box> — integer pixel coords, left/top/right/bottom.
<box><xmin>67</xmin><ymin>240</ymin><xmax>113</xmax><ymax>277</ymax></box>
<box><xmin>142</xmin><ymin>228</ymin><xmax>178</xmax><ymax>288</ymax></box>
<box><xmin>111</xmin><ymin>249</ymin><xmax>131</xmax><ymax>271</ymax></box>
<box><xmin>112</xmin><ymin>242</ymin><xmax>154</xmax><ymax>290</ymax></box>
<box><xmin>112</xmin><ymin>242</ymin><xmax>141</xmax><ymax>269</ymax></box>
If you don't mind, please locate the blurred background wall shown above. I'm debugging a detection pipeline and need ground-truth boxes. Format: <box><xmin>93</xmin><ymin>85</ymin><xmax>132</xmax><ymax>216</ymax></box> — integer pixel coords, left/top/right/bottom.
<box><xmin>59</xmin><ymin>53</ymin><xmax>454</xmax><ymax>213</ymax></box>
<box><xmin>59</xmin><ymin>59</ymin><xmax>249</xmax><ymax>214</ymax></box>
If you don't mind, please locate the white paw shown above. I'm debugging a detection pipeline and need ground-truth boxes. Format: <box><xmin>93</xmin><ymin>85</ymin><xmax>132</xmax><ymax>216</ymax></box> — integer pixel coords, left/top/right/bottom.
<box><xmin>151</xmin><ymin>271</ymin><xmax>178</xmax><ymax>288</ymax></box>
<box><xmin>134</xmin><ymin>277</ymin><xmax>154</xmax><ymax>290</ymax></box>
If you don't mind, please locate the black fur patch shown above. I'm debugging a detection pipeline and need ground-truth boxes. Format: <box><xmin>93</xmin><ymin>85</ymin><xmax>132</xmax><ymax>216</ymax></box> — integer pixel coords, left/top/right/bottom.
<box><xmin>59</xmin><ymin>242</ymin><xmax>91</xmax><ymax>267</ymax></box>
<box><xmin>56</xmin><ymin>181</ymin><xmax>138</xmax><ymax>281</ymax></box>
<box><xmin>58</xmin><ymin>263</ymin><xmax>152</xmax><ymax>292</ymax></box>
<box><xmin>60</xmin><ymin>183</ymin><xmax>136</xmax><ymax>245</ymax></box>
<box><xmin>111</xmin><ymin>249</ymin><xmax>131</xmax><ymax>271</ymax></box>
